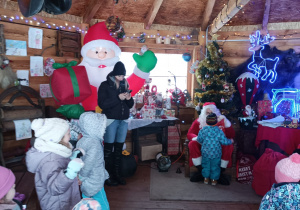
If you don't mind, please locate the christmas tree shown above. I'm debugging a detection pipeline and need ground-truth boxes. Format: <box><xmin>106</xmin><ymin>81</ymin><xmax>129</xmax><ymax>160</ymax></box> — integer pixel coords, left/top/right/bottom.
<box><xmin>194</xmin><ymin>41</ymin><xmax>236</xmax><ymax>115</ymax></box>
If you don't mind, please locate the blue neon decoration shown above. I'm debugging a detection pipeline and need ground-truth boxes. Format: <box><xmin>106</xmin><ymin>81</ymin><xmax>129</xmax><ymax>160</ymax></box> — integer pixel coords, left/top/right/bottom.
<box><xmin>248</xmin><ymin>31</ymin><xmax>279</xmax><ymax>83</ymax></box>
<box><xmin>271</xmin><ymin>88</ymin><xmax>300</xmax><ymax>117</ymax></box>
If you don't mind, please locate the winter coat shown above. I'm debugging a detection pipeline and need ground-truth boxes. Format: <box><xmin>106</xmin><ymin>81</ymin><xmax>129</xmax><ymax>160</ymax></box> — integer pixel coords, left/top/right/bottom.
<box><xmin>26</xmin><ymin>148</ymin><xmax>81</xmax><ymax>210</ymax></box>
<box><xmin>259</xmin><ymin>182</ymin><xmax>300</xmax><ymax>210</ymax></box>
<box><xmin>76</xmin><ymin>112</ymin><xmax>109</xmax><ymax>197</ymax></box>
<box><xmin>197</xmin><ymin>126</ymin><xmax>232</xmax><ymax>159</ymax></box>
<box><xmin>98</xmin><ymin>73</ymin><xmax>134</xmax><ymax>120</ymax></box>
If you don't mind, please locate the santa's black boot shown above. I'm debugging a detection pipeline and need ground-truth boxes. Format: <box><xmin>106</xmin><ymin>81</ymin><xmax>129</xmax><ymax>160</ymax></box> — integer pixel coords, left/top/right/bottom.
<box><xmin>113</xmin><ymin>142</ymin><xmax>126</xmax><ymax>185</ymax></box>
<box><xmin>218</xmin><ymin>168</ymin><xmax>231</xmax><ymax>185</ymax></box>
<box><xmin>190</xmin><ymin>165</ymin><xmax>204</xmax><ymax>182</ymax></box>
<box><xmin>104</xmin><ymin>143</ymin><xmax>118</xmax><ymax>186</ymax></box>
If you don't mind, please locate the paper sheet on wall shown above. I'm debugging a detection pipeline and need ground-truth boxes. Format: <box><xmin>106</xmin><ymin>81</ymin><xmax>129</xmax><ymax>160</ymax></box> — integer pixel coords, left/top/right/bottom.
<box><xmin>5</xmin><ymin>39</ymin><xmax>27</xmax><ymax>56</ymax></box>
<box><xmin>30</xmin><ymin>56</ymin><xmax>44</xmax><ymax>76</ymax></box>
<box><xmin>13</xmin><ymin>119</ymin><xmax>32</xmax><ymax>140</ymax></box>
<box><xmin>16</xmin><ymin>70</ymin><xmax>29</xmax><ymax>86</ymax></box>
<box><xmin>28</xmin><ymin>28</ymin><xmax>43</xmax><ymax>49</ymax></box>
<box><xmin>40</xmin><ymin>84</ymin><xmax>52</xmax><ymax>98</ymax></box>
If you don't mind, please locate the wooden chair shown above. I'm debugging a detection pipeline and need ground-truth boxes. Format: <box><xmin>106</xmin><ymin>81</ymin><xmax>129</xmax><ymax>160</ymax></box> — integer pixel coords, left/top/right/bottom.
<box><xmin>0</xmin><ymin>85</ymin><xmax>45</xmax><ymax>166</ymax></box>
<box><xmin>184</xmin><ymin>139</ymin><xmax>238</xmax><ymax>180</ymax></box>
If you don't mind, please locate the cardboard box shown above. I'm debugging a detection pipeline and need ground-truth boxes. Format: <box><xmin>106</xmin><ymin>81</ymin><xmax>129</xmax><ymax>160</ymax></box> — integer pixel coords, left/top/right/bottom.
<box><xmin>139</xmin><ymin>140</ymin><xmax>162</xmax><ymax>161</ymax></box>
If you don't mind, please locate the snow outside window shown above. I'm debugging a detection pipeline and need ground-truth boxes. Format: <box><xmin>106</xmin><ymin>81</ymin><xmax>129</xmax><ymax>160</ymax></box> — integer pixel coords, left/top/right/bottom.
<box><xmin>120</xmin><ymin>52</ymin><xmax>188</xmax><ymax>94</ymax></box>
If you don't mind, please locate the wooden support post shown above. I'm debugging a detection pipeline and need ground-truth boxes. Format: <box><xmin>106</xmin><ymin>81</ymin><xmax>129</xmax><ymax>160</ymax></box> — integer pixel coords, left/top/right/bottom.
<box><xmin>262</xmin><ymin>0</ymin><xmax>271</xmax><ymax>34</ymax></box>
<box><xmin>82</xmin><ymin>0</ymin><xmax>104</xmax><ymax>24</ymax></box>
<box><xmin>201</xmin><ymin>0</ymin><xmax>216</xmax><ymax>31</ymax></box>
<box><xmin>144</xmin><ymin>0</ymin><xmax>164</xmax><ymax>30</ymax></box>
<box><xmin>210</xmin><ymin>0</ymin><xmax>250</xmax><ymax>34</ymax></box>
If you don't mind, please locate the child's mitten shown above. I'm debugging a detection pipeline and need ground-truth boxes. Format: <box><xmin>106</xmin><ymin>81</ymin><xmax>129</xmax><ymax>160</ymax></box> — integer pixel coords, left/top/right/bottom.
<box><xmin>70</xmin><ymin>148</ymin><xmax>85</xmax><ymax>160</ymax></box>
<box><xmin>65</xmin><ymin>158</ymin><xmax>84</xmax><ymax>179</ymax></box>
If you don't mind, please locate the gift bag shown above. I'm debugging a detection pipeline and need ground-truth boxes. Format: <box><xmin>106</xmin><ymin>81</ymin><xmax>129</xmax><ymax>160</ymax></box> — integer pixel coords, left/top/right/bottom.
<box><xmin>236</xmin><ymin>153</ymin><xmax>256</xmax><ymax>184</ymax></box>
<box><xmin>50</xmin><ymin>61</ymin><xmax>92</xmax><ymax>105</ymax></box>
<box><xmin>251</xmin><ymin>148</ymin><xmax>287</xmax><ymax>196</ymax></box>
<box><xmin>257</xmin><ymin>100</ymin><xmax>272</xmax><ymax>120</ymax></box>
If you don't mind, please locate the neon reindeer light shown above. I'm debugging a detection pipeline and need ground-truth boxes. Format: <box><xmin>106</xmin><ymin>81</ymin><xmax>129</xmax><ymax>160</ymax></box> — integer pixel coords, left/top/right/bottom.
<box><xmin>247</xmin><ymin>30</ymin><xmax>279</xmax><ymax>83</ymax></box>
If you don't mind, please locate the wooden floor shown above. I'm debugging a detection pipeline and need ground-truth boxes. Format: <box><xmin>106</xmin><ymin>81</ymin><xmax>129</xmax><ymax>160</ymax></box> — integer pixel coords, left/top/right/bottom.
<box><xmin>10</xmin><ymin>161</ymin><xmax>259</xmax><ymax>210</ymax></box>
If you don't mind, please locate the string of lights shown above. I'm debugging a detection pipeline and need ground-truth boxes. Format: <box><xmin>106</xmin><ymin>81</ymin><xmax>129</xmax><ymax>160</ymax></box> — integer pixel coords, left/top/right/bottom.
<box><xmin>0</xmin><ymin>14</ymin><xmax>87</xmax><ymax>34</ymax></box>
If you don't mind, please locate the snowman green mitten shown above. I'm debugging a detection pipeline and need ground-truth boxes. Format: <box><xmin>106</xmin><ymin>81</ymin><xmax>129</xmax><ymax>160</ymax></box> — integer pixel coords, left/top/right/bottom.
<box><xmin>133</xmin><ymin>50</ymin><xmax>157</xmax><ymax>73</ymax></box>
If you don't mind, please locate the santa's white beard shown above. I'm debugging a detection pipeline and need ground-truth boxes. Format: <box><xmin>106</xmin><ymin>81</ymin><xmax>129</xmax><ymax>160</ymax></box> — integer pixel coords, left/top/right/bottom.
<box><xmin>82</xmin><ymin>56</ymin><xmax>120</xmax><ymax>67</ymax></box>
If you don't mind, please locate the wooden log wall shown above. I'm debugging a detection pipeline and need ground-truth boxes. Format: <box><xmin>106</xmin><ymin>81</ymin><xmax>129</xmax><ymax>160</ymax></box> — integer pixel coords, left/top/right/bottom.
<box><xmin>0</xmin><ymin>20</ymin><xmax>81</xmax><ymax>108</ymax></box>
<box><xmin>214</xmin><ymin>29</ymin><xmax>300</xmax><ymax>68</ymax></box>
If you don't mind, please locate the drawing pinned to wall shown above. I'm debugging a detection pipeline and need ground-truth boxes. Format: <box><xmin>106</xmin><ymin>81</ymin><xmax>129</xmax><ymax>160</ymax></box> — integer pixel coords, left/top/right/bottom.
<box><xmin>16</xmin><ymin>70</ymin><xmax>29</xmax><ymax>86</ymax></box>
<box><xmin>5</xmin><ymin>39</ymin><xmax>27</xmax><ymax>56</ymax></box>
<box><xmin>28</xmin><ymin>28</ymin><xmax>43</xmax><ymax>49</ymax></box>
<box><xmin>13</xmin><ymin>119</ymin><xmax>32</xmax><ymax>141</ymax></box>
<box><xmin>40</xmin><ymin>84</ymin><xmax>52</xmax><ymax>98</ymax></box>
<box><xmin>30</xmin><ymin>56</ymin><xmax>44</xmax><ymax>76</ymax></box>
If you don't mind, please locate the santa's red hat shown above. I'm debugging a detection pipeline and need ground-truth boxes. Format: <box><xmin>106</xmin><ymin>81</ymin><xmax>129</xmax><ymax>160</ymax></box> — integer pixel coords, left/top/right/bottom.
<box><xmin>203</xmin><ymin>102</ymin><xmax>216</xmax><ymax>107</ymax></box>
<box><xmin>81</xmin><ymin>22</ymin><xmax>121</xmax><ymax>58</ymax></box>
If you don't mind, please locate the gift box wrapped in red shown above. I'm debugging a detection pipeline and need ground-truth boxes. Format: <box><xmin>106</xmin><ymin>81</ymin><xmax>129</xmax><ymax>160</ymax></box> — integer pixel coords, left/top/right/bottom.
<box><xmin>257</xmin><ymin>100</ymin><xmax>272</xmax><ymax>120</ymax></box>
<box><xmin>50</xmin><ymin>62</ymin><xmax>92</xmax><ymax>105</ymax></box>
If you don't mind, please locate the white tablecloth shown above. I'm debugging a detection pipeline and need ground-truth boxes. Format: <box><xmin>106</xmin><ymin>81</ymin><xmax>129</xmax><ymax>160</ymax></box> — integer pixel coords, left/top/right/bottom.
<box><xmin>125</xmin><ymin>117</ymin><xmax>177</xmax><ymax>130</ymax></box>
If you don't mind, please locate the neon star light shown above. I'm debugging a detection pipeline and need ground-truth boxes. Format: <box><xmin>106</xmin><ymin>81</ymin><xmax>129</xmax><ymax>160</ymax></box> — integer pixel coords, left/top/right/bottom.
<box><xmin>247</xmin><ymin>31</ymin><xmax>279</xmax><ymax>83</ymax></box>
<box><xmin>271</xmin><ymin>88</ymin><xmax>300</xmax><ymax>117</ymax></box>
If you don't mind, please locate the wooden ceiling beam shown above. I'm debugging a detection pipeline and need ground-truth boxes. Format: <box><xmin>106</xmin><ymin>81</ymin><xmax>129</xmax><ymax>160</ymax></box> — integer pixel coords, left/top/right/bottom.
<box><xmin>201</xmin><ymin>0</ymin><xmax>216</xmax><ymax>31</ymax></box>
<box><xmin>82</xmin><ymin>0</ymin><xmax>105</xmax><ymax>24</ymax></box>
<box><xmin>144</xmin><ymin>0</ymin><xmax>164</xmax><ymax>30</ymax></box>
<box><xmin>210</xmin><ymin>0</ymin><xmax>250</xmax><ymax>34</ymax></box>
<box><xmin>262</xmin><ymin>0</ymin><xmax>271</xmax><ymax>33</ymax></box>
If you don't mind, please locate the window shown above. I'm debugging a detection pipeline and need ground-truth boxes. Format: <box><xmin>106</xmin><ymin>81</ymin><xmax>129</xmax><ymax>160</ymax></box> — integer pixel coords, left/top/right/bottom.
<box><xmin>120</xmin><ymin>52</ymin><xmax>188</xmax><ymax>94</ymax></box>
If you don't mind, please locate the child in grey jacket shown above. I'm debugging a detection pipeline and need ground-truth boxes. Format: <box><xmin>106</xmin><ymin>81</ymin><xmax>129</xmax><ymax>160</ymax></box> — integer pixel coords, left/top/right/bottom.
<box><xmin>73</xmin><ymin>112</ymin><xmax>110</xmax><ymax>210</ymax></box>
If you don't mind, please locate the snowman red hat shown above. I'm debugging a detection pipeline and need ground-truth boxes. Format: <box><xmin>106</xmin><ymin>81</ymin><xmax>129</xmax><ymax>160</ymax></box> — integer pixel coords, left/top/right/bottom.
<box><xmin>81</xmin><ymin>22</ymin><xmax>121</xmax><ymax>58</ymax></box>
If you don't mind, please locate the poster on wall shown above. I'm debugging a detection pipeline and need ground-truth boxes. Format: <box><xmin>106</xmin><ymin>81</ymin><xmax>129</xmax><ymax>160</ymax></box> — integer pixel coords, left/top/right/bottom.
<box><xmin>16</xmin><ymin>70</ymin><xmax>29</xmax><ymax>86</ymax></box>
<box><xmin>30</xmin><ymin>56</ymin><xmax>44</xmax><ymax>76</ymax></box>
<box><xmin>5</xmin><ymin>40</ymin><xmax>27</xmax><ymax>56</ymax></box>
<box><xmin>40</xmin><ymin>84</ymin><xmax>52</xmax><ymax>98</ymax></box>
<box><xmin>28</xmin><ymin>28</ymin><xmax>43</xmax><ymax>49</ymax></box>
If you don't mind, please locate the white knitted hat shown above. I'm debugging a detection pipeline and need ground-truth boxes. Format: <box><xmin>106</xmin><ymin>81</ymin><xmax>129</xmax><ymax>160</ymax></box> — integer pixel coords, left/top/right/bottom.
<box><xmin>31</xmin><ymin>118</ymin><xmax>69</xmax><ymax>143</ymax></box>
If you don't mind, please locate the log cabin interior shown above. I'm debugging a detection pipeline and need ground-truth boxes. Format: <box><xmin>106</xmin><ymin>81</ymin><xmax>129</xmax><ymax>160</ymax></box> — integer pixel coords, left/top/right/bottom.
<box><xmin>1</xmin><ymin>0</ymin><xmax>300</xmax><ymax>209</ymax></box>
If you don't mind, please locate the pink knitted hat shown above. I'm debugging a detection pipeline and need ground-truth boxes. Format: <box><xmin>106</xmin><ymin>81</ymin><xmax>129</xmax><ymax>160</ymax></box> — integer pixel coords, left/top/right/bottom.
<box><xmin>0</xmin><ymin>166</ymin><xmax>16</xmax><ymax>200</ymax></box>
<box><xmin>275</xmin><ymin>153</ymin><xmax>300</xmax><ymax>183</ymax></box>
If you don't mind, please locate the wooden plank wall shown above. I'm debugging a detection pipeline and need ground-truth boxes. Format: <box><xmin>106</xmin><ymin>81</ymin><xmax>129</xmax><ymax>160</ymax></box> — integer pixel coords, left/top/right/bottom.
<box><xmin>0</xmin><ymin>21</ymin><xmax>80</xmax><ymax>107</ymax></box>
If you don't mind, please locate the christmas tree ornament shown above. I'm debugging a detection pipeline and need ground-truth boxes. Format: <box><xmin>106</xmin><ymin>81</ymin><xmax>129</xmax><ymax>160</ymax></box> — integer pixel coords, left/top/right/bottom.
<box><xmin>205</xmin><ymin>73</ymin><xmax>209</xmax><ymax>78</ymax></box>
<box><xmin>218</xmin><ymin>49</ymin><xmax>223</xmax><ymax>53</ymax></box>
<box><xmin>207</xmin><ymin>61</ymin><xmax>210</xmax><ymax>64</ymax></box>
<box><xmin>219</xmin><ymin>68</ymin><xmax>223</xmax><ymax>72</ymax></box>
<box><xmin>202</xmin><ymin>83</ymin><xmax>206</xmax><ymax>90</ymax></box>
<box><xmin>223</xmin><ymin>83</ymin><xmax>229</xmax><ymax>92</ymax></box>
<box><xmin>236</xmin><ymin>72</ymin><xmax>259</xmax><ymax>107</ymax></box>
<box><xmin>182</xmin><ymin>52</ymin><xmax>191</xmax><ymax>62</ymax></box>
<box><xmin>139</xmin><ymin>33</ymin><xmax>146</xmax><ymax>43</ymax></box>
<box><xmin>189</xmin><ymin>60</ymin><xmax>200</xmax><ymax>74</ymax></box>
<box><xmin>197</xmin><ymin>75</ymin><xmax>201</xmax><ymax>79</ymax></box>
<box><xmin>221</xmin><ymin>97</ymin><xmax>225</xmax><ymax>103</ymax></box>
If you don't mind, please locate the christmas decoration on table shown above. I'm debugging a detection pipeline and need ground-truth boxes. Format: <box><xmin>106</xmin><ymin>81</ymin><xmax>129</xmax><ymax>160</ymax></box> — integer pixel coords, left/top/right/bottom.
<box><xmin>141</xmin><ymin>103</ymin><xmax>156</xmax><ymax>119</ymax></box>
<box><xmin>79</xmin><ymin>22</ymin><xmax>157</xmax><ymax>111</ymax></box>
<box><xmin>282</xmin><ymin>116</ymin><xmax>299</xmax><ymax>128</ymax></box>
<box><xmin>239</xmin><ymin>105</ymin><xmax>257</xmax><ymax>129</ymax></box>
<box><xmin>248</xmin><ymin>30</ymin><xmax>279</xmax><ymax>83</ymax></box>
<box><xmin>169</xmin><ymin>88</ymin><xmax>185</xmax><ymax>106</ymax></box>
<box><xmin>193</xmin><ymin>41</ymin><xmax>236</xmax><ymax>115</ymax></box>
<box><xmin>182</xmin><ymin>52</ymin><xmax>191</xmax><ymax>62</ymax></box>
<box><xmin>143</xmin><ymin>78</ymin><xmax>152</xmax><ymax>105</ymax></box>
<box><xmin>236</xmin><ymin>72</ymin><xmax>259</xmax><ymax>107</ymax></box>
<box><xmin>271</xmin><ymin>88</ymin><xmax>300</xmax><ymax>118</ymax></box>
<box><xmin>155</xmin><ymin>92</ymin><xmax>163</xmax><ymax>118</ymax></box>
<box><xmin>0</xmin><ymin>55</ymin><xmax>17</xmax><ymax>89</ymax></box>
<box><xmin>139</xmin><ymin>33</ymin><xmax>146</xmax><ymax>43</ymax></box>
<box><xmin>189</xmin><ymin>60</ymin><xmax>200</xmax><ymax>74</ymax></box>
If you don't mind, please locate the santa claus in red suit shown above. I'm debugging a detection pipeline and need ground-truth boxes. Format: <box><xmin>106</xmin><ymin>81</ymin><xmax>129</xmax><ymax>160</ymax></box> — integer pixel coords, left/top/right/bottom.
<box><xmin>187</xmin><ymin>102</ymin><xmax>235</xmax><ymax>185</ymax></box>
<box><xmin>79</xmin><ymin>22</ymin><xmax>157</xmax><ymax>111</ymax></box>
